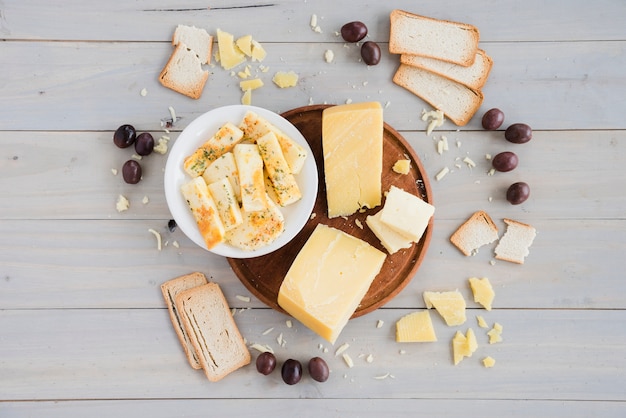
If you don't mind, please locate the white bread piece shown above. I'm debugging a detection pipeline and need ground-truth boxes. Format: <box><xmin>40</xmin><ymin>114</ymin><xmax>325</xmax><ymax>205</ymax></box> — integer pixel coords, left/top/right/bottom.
<box><xmin>160</xmin><ymin>272</ymin><xmax>208</xmax><ymax>369</ymax></box>
<box><xmin>176</xmin><ymin>283</ymin><xmax>251</xmax><ymax>382</ymax></box>
<box><xmin>389</xmin><ymin>9</ymin><xmax>480</xmax><ymax>67</ymax></box>
<box><xmin>400</xmin><ymin>49</ymin><xmax>493</xmax><ymax>90</ymax></box>
<box><xmin>495</xmin><ymin>218</ymin><xmax>537</xmax><ymax>264</ymax></box>
<box><xmin>450</xmin><ymin>211</ymin><xmax>499</xmax><ymax>256</ymax></box>
<box><xmin>172</xmin><ymin>24</ymin><xmax>213</xmax><ymax>64</ymax></box>
<box><xmin>158</xmin><ymin>43</ymin><xmax>209</xmax><ymax>100</ymax></box>
<box><xmin>393</xmin><ymin>64</ymin><xmax>483</xmax><ymax>126</ymax></box>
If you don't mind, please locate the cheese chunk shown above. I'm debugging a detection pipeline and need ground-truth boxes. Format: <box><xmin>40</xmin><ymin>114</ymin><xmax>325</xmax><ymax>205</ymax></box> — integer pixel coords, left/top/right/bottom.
<box><xmin>322</xmin><ymin>102</ymin><xmax>383</xmax><ymax>218</ymax></box>
<box><xmin>239</xmin><ymin>111</ymin><xmax>307</xmax><ymax>174</ymax></box>
<box><xmin>202</xmin><ymin>152</ymin><xmax>241</xmax><ymax>203</ymax></box>
<box><xmin>184</xmin><ymin>122</ymin><xmax>244</xmax><ymax>178</ymax></box>
<box><xmin>272</xmin><ymin>71</ymin><xmax>299</xmax><ymax>88</ymax></box>
<box><xmin>256</xmin><ymin>131</ymin><xmax>301</xmax><ymax>206</ymax></box>
<box><xmin>392</xmin><ymin>159</ymin><xmax>411</xmax><ymax>174</ymax></box>
<box><xmin>396</xmin><ymin>311</ymin><xmax>437</xmax><ymax>342</ymax></box>
<box><xmin>469</xmin><ymin>277</ymin><xmax>495</xmax><ymax>311</ymax></box>
<box><xmin>423</xmin><ymin>290</ymin><xmax>466</xmax><ymax>326</ymax></box>
<box><xmin>379</xmin><ymin>185</ymin><xmax>434</xmax><ymax>242</ymax></box>
<box><xmin>482</xmin><ymin>356</ymin><xmax>496</xmax><ymax>368</ymax></box>
<box><xmin>487</xmin><ymin>322</ymin><xmax>503</xmax><ymax>344</ymax></box>
<box><xmin>216</xmin><ymin>28</ymin><xmax>246</xmax><ymax>70</ymax></box>
<box><xmin>278</xmin><ymin>224</ymin><xmax>386</xmax><ymax>344</ymax></box>
<box><xmin>366</xmin><ymin>211</ymin><xmax>412</xmax><ymax>254</ymax></box>
<box><xmin>239</xmin><ymin>78</ymin><xmax>264</xmax><ymax>91</ymax></box>
<box><xmin>225</xmin><ymin>195</ymin><xmax>284</xmax><ymax>251</ymax></box>
<box><xmin>452</xmin><ymin>328</ymin><xmax>478</xmax><ymax>365</ymax></box>
<box><xmin>233</xmin><ymin>143</ymin><xmax>268</xmax><ymax>212</ymax></box>
<box><xmin>207</xmin><ymin>177</ymin><xmax>243</xmax><ymax>231</ymax></box>
<box><xmin>235</xmin><ymin>35</ymin><xmax>253</xmax><ymax>56</ymax></box>
<box><xmin>250</xmin><ymin>40</ymin><xmax>267</xmax><ymax>62</ymax></box>
<box><xmin>180</xmin><ymin>177</ymin><xmax>225</xmax><ymax>249</ymax></box>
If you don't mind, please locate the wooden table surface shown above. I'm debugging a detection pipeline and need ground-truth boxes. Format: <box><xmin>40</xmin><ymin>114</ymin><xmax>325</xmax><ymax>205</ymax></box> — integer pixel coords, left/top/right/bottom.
<box><xmin>1</xmin><ymin>1</ymin><xmax>625</xmax><ymax>416</ymax></box>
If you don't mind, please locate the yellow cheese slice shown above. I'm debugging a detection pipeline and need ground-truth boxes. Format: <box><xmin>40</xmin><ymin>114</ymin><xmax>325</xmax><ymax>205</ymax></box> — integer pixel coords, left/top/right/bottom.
<box><xmin>277</xmin><ymin>224</ymin><xmax>386</xmax><ymax>344</ymax></box>
<box><xmin>379</xmin><ymin>185</ymin><xmax>434</xmax><ymax>242</ymax></box>
<box><xmin>250</xmin><ymin>40</ymin><xmax>266</xmax><ymax>62</ymax></box>
<box><xmin>207</xmin><ymin>177</ymin><xmax>243</xmax><ymax>231</ymax></box>
<box><xmin>272</xmin><ymin>71</ymin><xmax>299</xmax><ymax>88</ymax></box>
<box><xmin>225</xmin><ymin>194</ymin><xmax>284</xmax><ymax>251</ymax></box>
<box><xmin>202</xmin><ymin>152</ymin><xmax>241</xmax><ymax>203</ymax></box>
<box><xmin>423</xmin><ymin>290</ymin><xmax>466</xmax><ymax>326</ymax></box>
<box><xmin>469</xmin><ymin>277</ymin><xmax>495</xmax><ymax>310</ymax></box>
<box><xmin>233</xmin><ymin>143</ymin><xmax>268</xmax><ymax>212</ymax></box>
<box><xmin>235</xmin><ymin>35</ymin><xmax>253</xmax><ymax>56</ymax></box>
<box><xmin>216</xmin><ymin>28</ymin><xmax>246</xmax><ymax>70</ymax></box>
<box><xmin>322</xmin><ymin>102</ymin><xmax>383</xmax><ymax>218</ymax></box>
<box><xmin>395</xmin><ymin>310</ymin><xmax>437</xmax><ymax>342</ymax></box>
<box><xmin>366</xmin><ymin>210</ymin><xmax>412</xmax><ymax>255</ymax></box>
<box><xmin>180</xmin><ymin>177</ymin><xmax>226</xmax><ymax>249</ymax></box>
<box><xmin>184</xmin><ymin>122</ymin><xmax>244</xmax><ymax>178</ymax></box>
<box><xmin>239</xmin><ymin>78</ymin><xmax>264</xmax><ymax>91</ymax></box>
<box><xmin>256</xmin><ymin>131</ymin><xmax>301</xmax><ymax>206</ymax></box>
<box><xmin>452</xmin><ymin>328</ymin><xmax>478</xmax><ymax>365</ymax></box>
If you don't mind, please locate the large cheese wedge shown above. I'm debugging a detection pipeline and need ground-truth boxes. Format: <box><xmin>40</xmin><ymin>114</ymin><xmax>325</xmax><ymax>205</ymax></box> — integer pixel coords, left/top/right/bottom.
<box><xmin>322</xmin><ymin>102</ymin><xmax>383</xmax><ymax>218</ymax></box>
<box><xmin>278</xmin><ymin>224</ymin><xmax>386</xmax><ymax>344</ymax></box>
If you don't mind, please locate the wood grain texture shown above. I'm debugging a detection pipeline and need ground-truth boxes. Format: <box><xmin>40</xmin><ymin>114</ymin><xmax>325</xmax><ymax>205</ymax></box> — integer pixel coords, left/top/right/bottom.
<box><xmin>1</xmin><ymin>0</ymin><xmax>625</xmax><ymax>414</ymax></box>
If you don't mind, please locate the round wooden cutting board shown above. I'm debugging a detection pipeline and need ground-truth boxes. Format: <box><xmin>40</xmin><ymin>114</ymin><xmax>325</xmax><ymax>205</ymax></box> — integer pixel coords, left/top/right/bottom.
<box><xmin>227</xmin><ymin>104</ymin><xmax>434</xmax><ymax>318</ymax></box>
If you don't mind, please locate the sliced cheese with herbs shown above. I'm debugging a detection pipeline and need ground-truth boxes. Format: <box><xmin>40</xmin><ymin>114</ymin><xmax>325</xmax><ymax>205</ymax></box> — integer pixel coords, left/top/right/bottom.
<box><xmin>180</xmin><ymin>176</ymin><xmax>226</xmax><ymax>249</ymax></box>
<box><xmin>239</xmin><ymin>111</ymin><xmax>307</xmax><ymax>174</ymax></box>
<box><xmin>216</xmin><ymin>28</ymin><xmax>246</xmax><ymax>70</ymax></box>
<box><xmin>423</xmin><ymin>290</ymin><xmax>467</xmax><ymax>326</ymax></box>
<box><xmin>184</xmin><ymin>122</ymin><xmax>244</xmax><ymax>177</ymax></box>
<box><xmin>396</xmin><ymin>310</ymin><xmax>437</xmax><ymax>342</ymax></box>
<box><xmin>256</xmin><ymin>131</ymin><xmax>301</xmax><ymax>206</ymax></box>
<box><xmin>233</xmin><ymin>143</ymin><xmax>268</xmax><ymax>212</ymax></box>
<box><xmin>379</xmin><ymin>185</ymin><xmax>434</xmax><ymax>242</ymax></box>
<box><xmin>225</xmin><ymin>194</ymin><xmax>284</xmax><ymax>251</ymax></box>
<box><xmin>207</xmin><ymin>177</ymin><xmax>243</xmax><ymax>231</ymax></box>
<box><xmin>469</xmin><ymin>277</ymin><xmax>495</xmax><ymax>311</ymax></box>
<box><xmin>202</xmin><ymin>152</ymin><xmax>241</xmax><ymax>203</ymax></box>
<box><xmin>322</xmin><ymin>102</ymin><xmax>383</xmax><ymax>218</ymax></box>
<box><xmin>278</xmin><ymin>224</ymin><xmax>386</xmax><ymax>344</ymax></box>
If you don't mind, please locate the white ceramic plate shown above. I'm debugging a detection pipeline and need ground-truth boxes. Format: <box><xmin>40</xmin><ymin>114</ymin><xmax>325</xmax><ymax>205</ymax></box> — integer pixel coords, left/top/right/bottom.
<box><xmin>164</xmin><ymin>105</ymin><xmax>318</xmax><ymax>258</ymax></box>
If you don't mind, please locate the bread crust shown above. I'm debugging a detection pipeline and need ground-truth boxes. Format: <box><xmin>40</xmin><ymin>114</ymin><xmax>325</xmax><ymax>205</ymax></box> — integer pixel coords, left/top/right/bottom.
<box><xmin>494</xmin><ymin>218</ymin><xmax>537</xmax><ymax>264</ymax></box>
<box><xmin>450</xmin><ymin>211</ymin><xmax>499</xmax><ymax>256</ymax></box>
<box><xmin>389</xmin><ymin>9</ymin><xmax>480</xmax><ymax>67</ymax></box>
<box><xmin>158</xmin><ymin>43</ymin><xmax>208</xmax><ymax>100</ymax></box>
<box><xmin>160</xmin><ymin>272</ymin><xmax>208</xmax><ymax>369</ymax></box>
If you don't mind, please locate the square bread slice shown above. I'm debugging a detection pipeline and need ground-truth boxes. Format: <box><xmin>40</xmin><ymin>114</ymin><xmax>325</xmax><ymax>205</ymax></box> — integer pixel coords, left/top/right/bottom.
<box><xmin>400</xmin><ymin>49</ymin><xmax>493</xmax><ymax>90</ymax></box>
<box><xmin>495</xmin><ymin>218</ymin><xmax>537</xmax><ymax>264</ymax></box>
<box><xmin>393</xmin><ymin>64</ymin><xmax>484</xmax><ymax>126</ymax></box>
<box><xmin>172</xmin><ymin>24</ymin><xmax>213</xmax><ymax>64</ymax></box>
<box><xmin>158</xmin><ymin>43</ymin><xmax>209</xmax><ymax>100</ymax></box>
<box><xmin>389</xmin><ymin>9</ymin><xmax>480</xmax><ymax>67</ymax></box>
<box><xmin>450</xmin><ymin>211</ymin><xmax>499</xmax><ymax>256</ymax></box>
<box><xmin>176</xmin><ymin>282</ymin><xmax>250</xmax><ymax>382</ymax></box>
<box><xmin>160</xmin><ymin>272</ymin><xmax>208</xmax><ymax>369</ymax></box>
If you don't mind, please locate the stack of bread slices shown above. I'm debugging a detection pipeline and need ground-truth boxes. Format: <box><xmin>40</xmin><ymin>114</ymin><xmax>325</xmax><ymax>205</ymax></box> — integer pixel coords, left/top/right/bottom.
<box><xmin>389</xmin><ymin>9</ymin><xmax>493</xmax><ymax>126</ymax></box>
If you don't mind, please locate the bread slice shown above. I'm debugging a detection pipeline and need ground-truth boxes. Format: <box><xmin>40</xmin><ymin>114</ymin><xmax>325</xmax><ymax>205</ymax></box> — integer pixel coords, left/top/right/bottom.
<box><xmin>450</xmin><ymin>211</ymin><xmax>499</xmax><ymax>256</ymax></box>
<box><xmin>400</xmin><ymin>49</ymin><xmax>493</xmax><ymax>90</ymax></box>
<box><xmin>158</xmin><ymin>43</ymin><xmax>209</xmax><ymax>100</ymax></box>
<box><xmin>160</xmin><ymin>272</ymin><xmax>208</xmax><ymax>369</ymax></box>
<box><xmin>176</xmin><ymin>283</ymin><xmax>250</xmax><ymax>382</ymax></box>
<box><xmin>495</xmin><ymin>218</ymin><xmax>537</xmax><ymax>264</ymax></box>
<box><xmin>172</xmin><ymin>24</ymin><xmax>213</xmax><ymax>65</ymax></box>
<box><xmin>393</xmin><ymin>64</ymin><xmax>484</xmax><ymax>126</ymax></box>
<box><xmin>389</xmin><ymin>9</ymin><xmax>480</xmax><ymax>67</ymax></box>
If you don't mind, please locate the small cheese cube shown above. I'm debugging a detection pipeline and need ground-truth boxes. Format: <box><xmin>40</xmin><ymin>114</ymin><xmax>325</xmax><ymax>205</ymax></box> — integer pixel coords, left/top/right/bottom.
<box><xmin>423</xmin><ymin>290</ymin><xmax>466</xmax><ymax>326</ymax></box>
<box><xmin>396</xmin><ymin>311</ymin><xmax>437</xmax><ymax>342</ymax></box>
<box><xmin>469</xmin><ymin>277</ymin><xmax>495</xmax><ymax>310</ymax></box>
<box><xmin>379</xmin><ymin>185</ymin><xmax>434</xmax><ymax>242</ymax></box>
<box><xmin>207</xmin><ymin>177</ymin><xmax>243</xmax><ymax>231</ymax></box>
<box><xmin>180</xmin><ymin>177</ymin><xmax>226</xmax><ymax>249</ymax></box>
<box><xmin>366</xmin><ymin>211</ymin><xmax>412</xmax><ymax>255</ymax></box>
<box><xmin>233</xmin><ymin>143</ymin><xmax>268</xmax><ymax>212</ymax></box>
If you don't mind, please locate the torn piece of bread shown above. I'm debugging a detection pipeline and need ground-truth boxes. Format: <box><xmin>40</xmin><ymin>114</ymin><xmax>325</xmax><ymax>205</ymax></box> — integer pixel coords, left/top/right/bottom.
<box><xmin>400</xmin><ymin>49</ymin><xmax>493</xmax><ymax>90</ymax></box>
<box><xmin>159</xmin><ymin>43</ymin><xmax>209</xmax><ymax>100</ymax></box>
<box><xmin>495</xmin><ymin>218</ymin><xmax>537</xmax><ymax>264</ymax></box>
<box><xmin>176</xmin><ymin>282</ymin><xmax>251</xmax><ymax>382</ymax></box>
<box><xmin>450</xmin><ymin>211</ymin><xmax>499</xmax><ymax>256</ymax></box>
<box><xmin>389</xmin><ymin>9</ymin><xmax>480</xmax><ymax>67</ymax></box>
<box><xmin>172</xmin><ymin>24</ymin><xmax>214</xmax><ymax>64</ymax></box>
<box><xmin>393</xmin><ymin>64</ymin><xmax>484</xmax><ymax>126</ymax></box>
<box><xmin>160</xmin><ymin>272</ymin><xmax>208</xmax><ymax>369</ymax></box>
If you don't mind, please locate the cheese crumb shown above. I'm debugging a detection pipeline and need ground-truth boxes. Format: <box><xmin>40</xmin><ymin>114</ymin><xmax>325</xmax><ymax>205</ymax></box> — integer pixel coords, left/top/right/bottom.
<box><xmin>147</xmin><ymin>228</ymin><xmax>162</xmax><ymax>251</ymax></box>
<box><xmin>376</xmin><ymin>320</ymin><xmax>384</xmax><ymax>328</ymax></box>
<box><xmin>463</xmin><ymin>156</ymin><xmax>476</xmax><ymax>168</ymax></box>
<box><xmin>342</xmin><ymin>353</ymin><xmax>354</xmax><ymax>368</ymax></box>
<box><xmin>483</xmin><ymin>356</ymin><xmax>496</xmax><ymax>368</ymax></box>
<box><xmin>335</xmin><ymin>343</ymin><xmax>350</xmax><ymax>356</ymax></box>
<box><xmin>236</xmin><ymin>295</ymin><xmax>251</xmax><ymax>303</ymax></box>
<box><xmin>142</xmin><ymin>195</ymin><xmax>150</xmax><ymax>205</ymax></box>
<box><xmin>476</xmin><ymin>315</ymin><xmax>489</xmax><ymax>328</ymax></box>
<box><xmin>140</xmin><ymin>88</ymin><xmax>148</xmax><ymax>97</ymax></box>
<box><xmin>262</xmin><ymin>327</ymin><xmax>274</xmax><ymax>335</ymax></box>
<box><xmin>286</xmin><ymin>320</ymin><xmax>293</xmax><ymax>328</ymax></box>
<box><xmin>250</xmin><ymin>343</ymin><xmax>274</xmax><ymax>353</ymax></box>
<box><xmin>116</xmin><ymin>195</ymin><xmax>129</xmax><ymax>212</ymax></box>
<box><xmin>324</xmin><ymin>49</ymin><xmax>334</xmax><ymax>63</ymax></box>
<box><xmin>487</xmin><ymin>322</ymin><xmax>503</xmax><ymax>344</ymax></box>
<box><xmin>421</xmin><ymin>109</ymin><xmax>445</xmax><ymax>135</ymax></box>
<box><xmin>111</xmin><ymin>168</ymin><xmax>118</xmax><ymax>176</ymax></box>
<box><xmin>272</xmin><ymin>71</ymin><xmax>299</xmax><ymax>88</ymax></box>
<box><xmin>392</xmin><ymin>159</ymin><xmax>411</xmax><ymax>174</ymax></box>
<box><xmin>366</xmin><ymin>354</ymin><xmax>374</xmax><ymax>363</ymax></box>
<box><xmin>168</xmin><ymin>106</ymin><xmax>177</xmax><ymax>124</ymax></box>
<box><xmin>435</xmin><ymin>167</ymin><xmax>450</xmax><ymax>181</ymax></box>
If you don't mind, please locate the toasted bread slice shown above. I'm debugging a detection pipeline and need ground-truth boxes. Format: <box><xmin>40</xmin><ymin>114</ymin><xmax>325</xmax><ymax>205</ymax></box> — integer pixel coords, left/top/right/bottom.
<box><xmin>159</xmin><ymin>43</ymin><xmax>209</xmax><ymax>100</ymax></box>
<box><xmin>172</xmin><ymin>24</ymin><xmax>213</xmax><ymax>64</ymax></box>
<box><xmin>176</xmin><ymin>283</ymin><xmax>251</xmax><ymax>382</ymax></box>
<box><xmin>160</xmin><ymin>272</ymin><xmax>208</xmax><ymax>369</ymax></box>
<box><xmin>389</xmin><ymin>9</ymin><xmax>480</xmax><ymax>67</ymax></box>
<box><xmin>400</xmin><ymin>49</ymin><xmax>493</xmax><ymax>90</ymax></box>
<box><xmin>450</xmin><ymin>211</ymin><xmax>499</xmax><ymax>256</ymax></box>
<box><xmin>495</xmin><ymin>218</ymin><xmax>537</xmax><ymax>264</ymax></box>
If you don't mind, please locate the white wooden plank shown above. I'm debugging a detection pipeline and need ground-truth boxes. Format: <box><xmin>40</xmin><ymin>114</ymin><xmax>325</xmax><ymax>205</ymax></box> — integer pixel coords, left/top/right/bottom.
<box><xmin>0</xmin><ymin>130</ymin><xmax>624</xmax><ymax>220</ymax></box>
<box><xmin>2</xmin><ymin>0</ymin><xmax>625</xmax><ymax>42</ymax></box>
<box><xmin>0</xmin><ymin>41</ymin><xmax>624</xmax><ymax>131</ymax></box>
<box><xmin>1</xmin><ymin>399</ymin><xmax>625</xmax><ymax>418</ymax></box>
<box><xmin>0</xmin><ymin>308</ymin><xmax>624</xmax><ymax>401</ymax></box>
<box><xmin>0</xmin><ymin>218</ymin><xmax>624</xmax><ymax>310</ymax></box>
